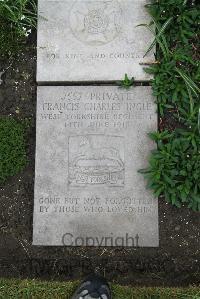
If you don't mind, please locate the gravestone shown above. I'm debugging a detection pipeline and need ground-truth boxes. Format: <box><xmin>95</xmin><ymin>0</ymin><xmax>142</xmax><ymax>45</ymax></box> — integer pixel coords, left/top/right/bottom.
<box><xmin>37</xmin><ymin>0</ymin><xmax>154</xmax><ymax>82</ymax></box>
<box><xmin>33</xmin><ymin>86</ymin><xmax>159</xmax><ymax>246</ymax></box>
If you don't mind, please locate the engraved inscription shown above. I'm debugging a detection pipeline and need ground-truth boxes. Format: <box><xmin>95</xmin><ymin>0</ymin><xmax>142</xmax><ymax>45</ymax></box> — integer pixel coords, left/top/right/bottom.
<box><xmin>37</xmin><ymin>0</ymin><xmax>155</xmax><ymax>81</ymax></box>
<box><xmin>33</xmin><ymin>87</ymin><xmax>158</xmax><ymax>246</ymax></box>
<box><xmin>68</xmin><ymin>135</ymin><xmax>125</xmax><ymax>186</ymax></box>
<box><xmin>69</xmin><ymin>0</ymin><xmax>123</xmax><ymax>46</ymax></box>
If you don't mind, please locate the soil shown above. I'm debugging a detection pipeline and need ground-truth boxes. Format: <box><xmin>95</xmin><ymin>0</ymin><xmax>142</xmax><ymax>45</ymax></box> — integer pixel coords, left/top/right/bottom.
<box><xmin>0</xmin><ymin>34</ymin><xmax>199</xmax><ymax>287</ymax></box>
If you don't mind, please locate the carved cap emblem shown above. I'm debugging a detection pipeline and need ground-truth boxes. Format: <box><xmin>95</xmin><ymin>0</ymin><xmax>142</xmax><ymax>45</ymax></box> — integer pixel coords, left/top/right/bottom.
<box><xmin>84</xmin><ymin>9</ymin><xmax>109</xmax><ymax>34</ymax></box>
<box><xmin>69</xmin><ymin>0</ymin><xmax>123</xmax><ymax>46</ymax></box>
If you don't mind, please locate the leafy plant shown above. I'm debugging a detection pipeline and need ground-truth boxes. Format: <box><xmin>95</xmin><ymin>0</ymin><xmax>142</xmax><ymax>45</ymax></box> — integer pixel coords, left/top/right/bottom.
<box><xmin>140</xmin><ymin>14</ymin><xmax>199</xmax><ymax>121</ymax></box>
<box><xmin>138</xmin><ymin>17</ymin><xmax>173</xmax><ymax>60</ymax></box>
<box><xmin>118</xmin><ymin>74</ymin><xmax>135</xmax><ymax>89</ymax></box>
<box><xmin>140</xmin><ymin>130</ymin><xmax>200</xmax><ymax>211</ymax></box>
<box><xmin>139</xmin><ymin>0</ymin><xmax>200</xmax><ymax>211</ymax></box>
<box><xmin>0</xmin><ymin>117</ymin><xmax>28</xmax><ymax>183</ymax></box>
<box><xmin>0</xmin><ymin>0</ymin><xmax>37</xmax><ymax>57</ymax></box>
<box><xmin>145</xmin><ymin>0</ymin><xmax>200</xmax><ymax>46</ymax></box>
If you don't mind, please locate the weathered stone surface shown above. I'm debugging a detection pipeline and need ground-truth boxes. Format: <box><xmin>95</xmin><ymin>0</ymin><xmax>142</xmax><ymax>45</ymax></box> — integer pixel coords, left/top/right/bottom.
<box><xmin>37</xmin><ymin>0</ymin><xmax>154</xmax><ymax>82</ymax></box>
<box><xmin>33</xmin><ymin>86</ymin><xmax>158</xmax><ymax>246</ymax></box>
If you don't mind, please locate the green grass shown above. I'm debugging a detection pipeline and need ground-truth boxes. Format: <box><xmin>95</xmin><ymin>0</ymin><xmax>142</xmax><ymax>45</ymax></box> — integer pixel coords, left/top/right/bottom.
<box><xmin>0</xmin><ymin>0</ymin><xmax>37</xmax><ymax>58</ymax></box>
<box><xmin>0</xmin><ymin>279</ymin><xmax>199</xmax><ymax>299</ymax></box>
<box><xmin>0</xmin><ymin>117</ymin><xmax>28</xmax><ymax>183</ymax></box>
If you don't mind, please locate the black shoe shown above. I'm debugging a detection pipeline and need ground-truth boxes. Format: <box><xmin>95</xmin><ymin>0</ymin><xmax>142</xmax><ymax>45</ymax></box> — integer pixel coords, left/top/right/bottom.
<box><xmin>71</xmin><ymin>274</ymin><xmax>111</xmax><ymax>299</ymax></box>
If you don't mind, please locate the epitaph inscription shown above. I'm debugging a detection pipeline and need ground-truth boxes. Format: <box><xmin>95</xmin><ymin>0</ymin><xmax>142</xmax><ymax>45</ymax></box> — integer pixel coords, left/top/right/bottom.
<box><xmin>33</xmin><ymin>86</ymin><xmax>159</xmax><ymax>246</ymax></box>
<box><xmin>37</xmin><ymin>0</ymin><xmax>154</xmax><ymax>82</ymax></box>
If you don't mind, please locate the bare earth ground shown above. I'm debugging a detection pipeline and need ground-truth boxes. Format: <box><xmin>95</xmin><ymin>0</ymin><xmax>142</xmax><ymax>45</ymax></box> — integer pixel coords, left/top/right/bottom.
<box><xmin>0</xmin><ymin>38</ymin><xmax>199</xmax><ymax>286</ymax></box>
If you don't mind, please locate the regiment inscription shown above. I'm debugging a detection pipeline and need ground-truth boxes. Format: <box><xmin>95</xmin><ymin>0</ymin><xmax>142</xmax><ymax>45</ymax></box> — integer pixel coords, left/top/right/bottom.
<box><xmin>33</xmin><ymin>86</ymin><xmax>159</xmax><ymax>246</ymax></box>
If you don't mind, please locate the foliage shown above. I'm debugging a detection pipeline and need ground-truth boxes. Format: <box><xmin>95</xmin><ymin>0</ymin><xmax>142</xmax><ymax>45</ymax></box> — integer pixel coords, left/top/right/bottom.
<box><xmin>140</xmin><ymin>130</ymin><xmax>200</xmax><ymax>211</ymax></box>
<box><xmin>0</xmin><ymin>0</ymin><xmax>37</xmax><ymax>57</ymax></box>
<box><xmin>0</xmin><ymin>279</ymin><xmax>199</xmax><ymax>299</ymax></box>
<box><xmin>0</xmin><ymin>117</ymin><xmax>28</xmax><ymax>183</ymax></box>
<box><xmin>140</xmin><ymin>0</ymin><xmax>200</xmax><ymax>210</ymax></box>
<box><xmin>146</xmin><ymin>0</ymin><xmax>200</xmax><ymax>46</ymax></box>
<box><xmin>118</xmin><ymin>74</ymin><xmax>135</xmax><ymax>88</ymax></box>
<box><xmin>145</xmin><ymin>58</ymin><xmax>199</xmax><ymax>118</ymax></box>
<box><xmin>140</xmin><ymin>5</ymin><xmax>200</xmax><ymax>120</ymax></box>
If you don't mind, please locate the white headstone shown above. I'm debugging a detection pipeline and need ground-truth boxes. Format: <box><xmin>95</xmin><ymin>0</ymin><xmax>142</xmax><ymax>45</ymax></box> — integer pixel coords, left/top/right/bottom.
<box><xmin>33</xmin><ymin>86</ymin><xmax>159</xmax><ymax>246</ymax></box>
<box><xmin>37</xmin><ymin>0</ymin><xmax>154</xmax><ymax>82</ymax></box>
